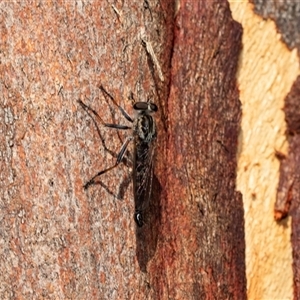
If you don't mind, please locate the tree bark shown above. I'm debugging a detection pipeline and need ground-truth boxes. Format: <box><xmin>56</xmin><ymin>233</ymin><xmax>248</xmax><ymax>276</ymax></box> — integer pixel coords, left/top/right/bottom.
<box><xmin>0</xmin><ymin>1</ymin><xmax>245</xmax><ymax>299</ymax></box>
<box><xmin>250</xmin><ymin>1</ymin><xmax>300</xmax><ymax>298</ymax></box>
<box><xmin>275</xmin><ymin>76</ymin><xmax>300</xmax><ymax>299</ymax></box>
<box><xmin>153</xmin><ymin>1</ymin><xmax>245</xmax><ymax>299</ymax></box>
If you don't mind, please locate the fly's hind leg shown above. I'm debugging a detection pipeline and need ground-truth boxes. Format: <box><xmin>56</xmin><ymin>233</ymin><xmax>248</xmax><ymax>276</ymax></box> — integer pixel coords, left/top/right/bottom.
<box><xmin>84</xmin><ymin>136</ymin><xmax>133</xmax><ymax>189</ymax></box>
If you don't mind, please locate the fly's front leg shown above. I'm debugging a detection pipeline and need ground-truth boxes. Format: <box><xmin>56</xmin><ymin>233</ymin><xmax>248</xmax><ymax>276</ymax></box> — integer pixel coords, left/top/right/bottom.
<box><xmin>78</xmin><ymin>100</ymin><xmax>132</xmax><ymax>130</ymax></box>
<box><xmin>84</xmin><ymin>136</ymin><xmax>133</xmax><ymax>189</ymax></box>
<box><xmin>99</xmin><ymin>85</ymin><xmax>133</xmax><ymax>123</ymax></box>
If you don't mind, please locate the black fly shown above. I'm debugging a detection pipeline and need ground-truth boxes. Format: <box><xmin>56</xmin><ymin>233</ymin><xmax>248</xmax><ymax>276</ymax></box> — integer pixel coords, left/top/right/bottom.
<box><xmin>78</xmin><ymin>87</ymin><xmax>157</xmax><ymax>227</ymax></box>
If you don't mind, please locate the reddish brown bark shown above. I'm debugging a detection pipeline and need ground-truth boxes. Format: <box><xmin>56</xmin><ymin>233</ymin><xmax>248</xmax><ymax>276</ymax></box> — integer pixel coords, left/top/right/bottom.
<box><xmin>149</xmin><ymin>1</ymin><xmax>245</xmax><ymax>299</ymax></box>
<box><xmin>274</xmin><ymin>76</ymin><xmax>300</xmax><ymax>298</ymax></box>
<box><xmin>0</xmin><ymin>1</ymin><xmax>245</xmax><ymax>299</ymax></box>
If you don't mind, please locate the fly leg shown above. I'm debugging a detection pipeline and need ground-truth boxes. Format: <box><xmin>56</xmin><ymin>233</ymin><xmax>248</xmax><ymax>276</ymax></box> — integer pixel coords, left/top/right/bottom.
<box><xmin>84</xmin><ymin>135</ymin><xmax>133</xmax><ymax>189</ymax></box>
<box><xmin>99</xmin><ymin>85</ymin><xmax>133</xmax><ymax>123</ymax></box>
<box><xmin>78</xmin><ymin>100</ymin><xmax>133</xmax><ymax>189</ymax></box>
<box><xmin>78</xmin><ymin>99</ymin><xmax>132</xmax><ymax>127</ymax></box>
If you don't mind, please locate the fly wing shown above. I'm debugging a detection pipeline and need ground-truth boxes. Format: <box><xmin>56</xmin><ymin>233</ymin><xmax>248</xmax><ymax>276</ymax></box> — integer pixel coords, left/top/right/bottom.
<box><xmin>133</xmin><ymin>138</ymin><xmax>156</xmax><ymax>226</ymax></box>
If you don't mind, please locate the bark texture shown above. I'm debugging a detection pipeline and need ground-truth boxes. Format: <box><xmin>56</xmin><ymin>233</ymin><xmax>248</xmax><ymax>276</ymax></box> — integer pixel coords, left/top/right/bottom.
<box><xmin>276</xmin><ymin>77</ymin><xmax>300</xmax><ymax>298</ymax></box>
<box><xmin>0</xmin><ymin>1</ymin><xmax>245</xmax><ymax>299</ymax></box>
<box><xmin>250</xmin><ymin>0</ymin><xmax>300</xmax><ymax>54</ymax></box>
<box><xmin>152</xmin><ymin>1</ymin><xmax>245</xmax><ymax>299</ymax></box>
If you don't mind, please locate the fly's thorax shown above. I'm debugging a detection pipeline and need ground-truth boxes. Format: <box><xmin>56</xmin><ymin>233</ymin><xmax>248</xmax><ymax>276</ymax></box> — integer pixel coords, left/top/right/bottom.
<box><xmin>133</xmin><ymin>113</ymin><xmax>157</xmax><ymax>142</ymax></box>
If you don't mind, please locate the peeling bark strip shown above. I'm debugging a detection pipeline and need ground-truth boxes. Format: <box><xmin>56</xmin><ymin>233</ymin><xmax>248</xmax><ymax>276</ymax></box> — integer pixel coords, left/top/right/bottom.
<box><xmin>149</xmin><ymin>1</ymin><xmax>246</xmax><ymax>299</ymax></box>
<box><xmin>288</xmin><ymin>136</ymin><xmax>300</xmax><ymax>300</ymax></box>
<box><xmin>275</xmin><ymin>76</ymin><xmax>300</xmax><ymax>298</ymax></box>
<box><xmin>249</xmin><ymin>2</ymin><xmax>300</xmax><ymax>298</ymax></box>
<box><xmin>275</xmin><ymin>76</ymin><xmax>300</xmax><ymax>219</ymax></box>
<box><xmin>274</xmin><ymin>150</ymin><xmax>293</xmax><ymax>221</ymax></box>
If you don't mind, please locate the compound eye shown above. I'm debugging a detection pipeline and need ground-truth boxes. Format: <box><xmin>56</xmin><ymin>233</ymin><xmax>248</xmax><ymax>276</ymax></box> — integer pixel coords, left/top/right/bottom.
<box><xmin>133</xmin><ymin>102</ymin><xmax>148</xmax><ymax>110</ymax></box>
<box><xmin>149</xmin><ymin>103</ymin><xmax>158</xmax><ymax>112</ymax></box>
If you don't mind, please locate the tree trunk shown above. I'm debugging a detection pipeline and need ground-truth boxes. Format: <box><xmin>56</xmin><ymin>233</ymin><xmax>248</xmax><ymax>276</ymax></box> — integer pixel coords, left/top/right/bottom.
<box><xmin>0</xmin><ymin>1</ymin><xmax>245</xmax><ymax>299</ymax></box>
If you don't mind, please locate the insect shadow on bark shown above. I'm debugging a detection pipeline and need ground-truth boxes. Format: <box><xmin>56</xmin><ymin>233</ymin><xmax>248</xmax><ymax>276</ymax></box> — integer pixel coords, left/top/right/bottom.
<box><xmin>78</xmin><ymin>87</ymin><xmax>132</xmax><ymax>200</ymax></box>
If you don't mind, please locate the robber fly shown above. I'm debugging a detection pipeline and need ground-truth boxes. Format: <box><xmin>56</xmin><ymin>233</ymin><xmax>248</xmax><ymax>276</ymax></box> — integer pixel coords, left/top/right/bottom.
<box><xmin>78</xmin><ymin>87</ymin><xmax>157</xmax><ymax>227</ymax></box>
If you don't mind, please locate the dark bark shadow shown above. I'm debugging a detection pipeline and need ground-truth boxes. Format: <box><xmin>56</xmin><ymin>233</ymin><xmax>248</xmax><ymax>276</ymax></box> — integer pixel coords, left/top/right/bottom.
<box><xmin>90</xmin><ymin>169</ymin><xmax>132</xmax><ymax>201</ymax></box>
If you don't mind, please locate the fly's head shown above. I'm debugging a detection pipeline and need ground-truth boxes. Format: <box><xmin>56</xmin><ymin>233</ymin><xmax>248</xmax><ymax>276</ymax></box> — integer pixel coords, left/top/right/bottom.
<box><xmin>133</xmin><ymin>102</ymin><xmax>157</xmax><ymax>142</ymax></box>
